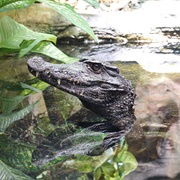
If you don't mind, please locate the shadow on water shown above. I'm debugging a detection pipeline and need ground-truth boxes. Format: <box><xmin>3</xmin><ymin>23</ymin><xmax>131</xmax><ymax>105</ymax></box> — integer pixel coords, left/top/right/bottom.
<box><xmin>0</xmin><ymin>41</ymin><xmax>180</xmax><ymax>179</ymax></box>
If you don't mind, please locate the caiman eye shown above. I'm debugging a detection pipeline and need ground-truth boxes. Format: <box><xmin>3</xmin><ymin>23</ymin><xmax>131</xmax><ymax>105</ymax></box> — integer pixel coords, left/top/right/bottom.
<box><xmin>89</xmin><ymin>63</ymin><xmax>102</xmax><ymax>73</ymax></box>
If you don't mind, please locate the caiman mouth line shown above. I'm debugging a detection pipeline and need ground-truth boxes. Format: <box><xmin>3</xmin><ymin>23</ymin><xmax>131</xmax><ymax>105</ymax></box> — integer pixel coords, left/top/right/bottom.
<box><xmin>50</xmin><ymin>76</ymin><xmax>123</xmax><ymax>90</ymax></box>
<box><xmin>57</xmin><ymin>78</ymin><xmax>90</xmax><ymax>87</ymax></box>
<box><xmin>28</xmin><ymin>65</ymin><xmax>125</xmax><ymax>91</ymax></box>
<box><xmin>27</xmin><ymin>56</ymin><xmax>136</xmax><ymax>136</ymax></box>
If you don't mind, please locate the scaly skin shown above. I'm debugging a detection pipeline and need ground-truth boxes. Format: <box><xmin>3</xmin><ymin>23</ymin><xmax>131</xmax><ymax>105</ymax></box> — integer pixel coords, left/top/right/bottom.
<box><xmin>27</xmin><ymin>57</ymin><xmax>136</xmax><ymax>133</ymax></box>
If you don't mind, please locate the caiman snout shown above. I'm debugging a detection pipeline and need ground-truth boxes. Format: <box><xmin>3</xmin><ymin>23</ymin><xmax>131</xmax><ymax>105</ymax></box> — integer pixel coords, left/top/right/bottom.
<box><xmin>27</xmin><ymin>56</ymin><xmax>136</xmax><ymax>134</ymax></box>
<box><xmin>27</xmin><ymin>56</ymin><xmax>47</xmax><ymax>72</ymax></box>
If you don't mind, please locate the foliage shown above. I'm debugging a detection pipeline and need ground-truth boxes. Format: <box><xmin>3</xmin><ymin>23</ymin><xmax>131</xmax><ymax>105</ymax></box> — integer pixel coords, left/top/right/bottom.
<box><xmin>0</xmin><ymin>82</ymin><xmax>56</xmax><ymax>179</ymax></box>
<box><xmin>0</xmin><ymin>16</ymin><xmax>77</xmax><ymax>63</ymax></box>
<box><xmin>0</xmin><ymin>95</ymin><xmax>26</xmax><ymax>115</ymax></box>
<box><xmin>0</xmin><ymin>100</ymin><xmax>38</xmax><ymax>132</ymax></box>
<box><xmin>36</xmin><ymin>139</ymin><xmax>137</xmax><ymax>180</ymax></box>
<box><xmin>0</xmin><ymin>0</ymin><xmax>99</xmax><ymax>63</ymax></box>
<box><xmin>0</xmin><ymin>0</ymin><xmax>36</xmax><ymax>12</ymax></box>
<box><xmin>0</xmin><ymin>160</ymin><xmax>33</xmax><ymax>180</ymax></box>
<box><xmin>0</xmin><ymin>15</ymin><xmax>55</xmax><ymax>56</ymax></box>
<box><xmin>0</xmin><ymin>83</ymin><xmax>40</xmax><ymax>177</ymax></box>
<box><xmin>38</xmin><ymin>0</ymin><xmax>98</xmax><ymax>42</ymax></box>
<box><xmin>0</xmin><ymin>135</ymin><xmax>36</xmax><ymax>173</ymax></box>
<box><xmin>31</xmin><ymin>41</ymin><xmax>78</xmax><ymax>63</ymax></box>
<box><xmin>0</xmin><ymin>78</ymin><xmax>138</xmax><ymax>179</ymax></box>
<box><xmin>83</xmin><ymin>0</ymin><xmax>100</xmax><ymax>8</ymax></box>
<box><xmin>0</xmin><ymin>0</ymin><xmax>138</xmax><ymax>179</ymax></box>
<box><xmin>63</xmin><ymin>139</ymin><xmax>138</xmax><ymax>180</ymax></box>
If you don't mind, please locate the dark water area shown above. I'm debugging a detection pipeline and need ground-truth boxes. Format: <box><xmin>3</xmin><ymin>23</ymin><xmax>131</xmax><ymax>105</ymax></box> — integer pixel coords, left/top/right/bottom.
<box><xmin>0</xmin><ymin>41</ymin><xmax>180</xmax><ymax>179</ymax></box>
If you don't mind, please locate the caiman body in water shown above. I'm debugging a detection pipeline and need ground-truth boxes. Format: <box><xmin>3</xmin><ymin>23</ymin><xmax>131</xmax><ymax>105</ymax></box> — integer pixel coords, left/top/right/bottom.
<box><xmin>27</xmin><ymin>57</ymin><xmax>136</xmax><ymax>133</ymax></box>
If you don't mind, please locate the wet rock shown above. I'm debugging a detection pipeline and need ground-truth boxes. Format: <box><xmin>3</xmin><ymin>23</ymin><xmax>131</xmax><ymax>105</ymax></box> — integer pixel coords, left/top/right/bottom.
<box><xmin>0</xmin><ymin>1</ymin><xmax>179</xmax><ymax>43</ymax></box>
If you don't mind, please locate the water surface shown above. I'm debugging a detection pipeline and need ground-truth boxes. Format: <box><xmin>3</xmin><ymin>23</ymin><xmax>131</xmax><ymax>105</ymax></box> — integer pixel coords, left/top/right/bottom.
<box><xmin>59</xmin><ymin>42</ymin><xmax>180</xmax><ymax>179</ymax></box>
<box><xmin>0</xmin><ymin>41</ymin><xmax>180</xmax><ymax>179</ymax></box>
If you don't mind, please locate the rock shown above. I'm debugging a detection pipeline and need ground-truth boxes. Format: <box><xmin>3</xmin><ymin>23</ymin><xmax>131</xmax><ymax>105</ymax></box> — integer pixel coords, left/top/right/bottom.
<box><xmin>0</xmin><ymin>1</ymin><xmax>179</xmax><ymax>43</ymax></box>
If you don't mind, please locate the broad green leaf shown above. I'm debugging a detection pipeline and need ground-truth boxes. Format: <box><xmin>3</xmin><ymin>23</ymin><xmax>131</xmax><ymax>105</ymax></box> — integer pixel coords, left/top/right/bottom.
<box><xmin>0</xmin><ymin>48</ymin><xmax>18</xmax><ymax>56</ymax></box>
<box><xmin>64</xmin><ymin>148</ymin><xmax>114</xmax><ymax>173</ymax></box>
<box><xmin>31</xmin><ymin>41</ymin><xmax>79</xmax><ymax>63</ymax></box>
<box><xmin>0</xmin><ymin>16</ymin><xmax>56</xmax><ymax>55</ymax></box>
<box><xmin>0</xmin><ymin>0</ymin><xmax>36</xmax><ymax>12</ymax></box>
<box><xmin>0</xmin><ymin>101</ymin><xmax>38</xmax><ymax>132</ymax></box>
<box><xmin>0</xmin><ymin>95</ymin><xmax>26</xmax><ymax>115</ymax></box>
<box><xmin>0</xmin><ymin>80</ymin><xmax>23</xmax><ymax>91</ymax></box>
<box><xmin>19</xmin><ymin>39</ymin><xmax>43</xmax><ymax>57</ymax></box>
<box><xmin>0</xmin><ymin>160</ymin><xmax>33</xmax><ymax>180</ymax></box>
<box><xmin>64</xmin><ymin>157</ymin><xmax>93</xmax><ymax>173</ymax></box>
<box><xmin>83</xmin><ymin>0</ymin><xmax>100</xmax><ymax>8</ymax></box>
<box><xmin>21</xmin><ymin>80</ymin><xmax>49</xmax><ymax>96</ymax></box>
<box><xmin>117</xmin><ymin>151</ymin><xmax>137</xmax><ymax>176</ymax></box>
<box><xmin>0</xmin><ymin>135</ymin><xmax>36</xmax><ymax>173</ymax></box>
<box><xmin>36</xmin><ymin>170</ymin><xmax>49</xmax><ymax>179</ymax></box>
<box><xmin>94</xmin><ymin>167</ymin><xmax>102</xmax><ymax>180</ymax></box>
<box><xmin>92</xmin><ymin>148</ymin><xmax>114</xmax><ymax>168</ymax></box>
<box><xmin>101</xmin><ymin>162</ymin><xmax>115</xmax><ymax>178</ymax></box>
<box><xmin>20</xmin><ymin>82</ymin><xmax>41</xmax><ymax>93</ymax></box>
<box><xmin>68</xmin><ymin>142</ymin><xmax>136</xmax><ymax>179</ymax></box>
<box><xmin>37</xmin><ymin>0</ymin><xmax>98</xmax><ymax>42</ymax></box>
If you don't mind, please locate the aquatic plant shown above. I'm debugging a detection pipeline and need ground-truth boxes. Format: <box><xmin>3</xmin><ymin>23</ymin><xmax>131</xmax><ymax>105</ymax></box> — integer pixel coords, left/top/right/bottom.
<box><xmin>37</xmin><ymin>138</ymin><xmax>137</xmax><ymax>180</ymax></box>
<box><xmin>0</xmin><ymin>0</ymin><xmax>99</xmax><ymax>63</ymax></box>
<box><xmin>0</xmin><ymin>1</ymin><xmax>138</xmax><ymax>179</ymax></box>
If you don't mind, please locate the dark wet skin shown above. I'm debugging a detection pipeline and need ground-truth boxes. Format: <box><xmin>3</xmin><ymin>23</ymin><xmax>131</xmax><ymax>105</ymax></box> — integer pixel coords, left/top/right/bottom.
<box><xmin>27</xmin><ymin>57</ymin><xmax>136</xmax><ymax>134</ymax></box>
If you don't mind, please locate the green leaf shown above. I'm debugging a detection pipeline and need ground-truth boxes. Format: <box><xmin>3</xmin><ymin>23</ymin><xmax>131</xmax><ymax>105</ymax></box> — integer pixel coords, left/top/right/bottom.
<box><xmin>19</xmin><ymin>39</ymin><xmax>43</xmax><ymax>57</ymax></box>
<box><xmin>0</xmin><ymin>16</ymin><xmax>78</xmax><ymax>63</ymax></box>
<box><xmin>21</xmin><ymin>80</ymin><xmax>49</xmax><ymax>96</ymax></box>
<box><xmin>83</xmin><ymin>0</ymin><xmax>100</xmax><ymax>8</ymax></box>
<box><xmin>37</xmin><ymin>0</ymin><xmax>98</xmax><ymax>42</ymax></box>
<box><xmin>0</xmin><ymin>0</ymin><xmax>36</xmax><ymax>12</ymax></box>
<box><xmin>20</xmin><ymin>82</ymin><xmax>41</xmax><ymax>93</ymax></box>
<box><xmin>94</xmin><ymin>167</ymin><xmax>102</xmax><ymax>180</ymax></box>
<box><xmin>0</xmin><ymin>134</ymin><xmax>36</xmax><ymax>173</ymax></box>
<box><xmin>0</xmin><ymin>101</ymin><xmax>38</xmax><ymax>132</ymax></box>
<box><xmin>0</xmin><ymin>16</ymin><xmax>56</xmax><ymax>55</ymax></box>
<box><xmin>64</xmin><ymin>157</ymin><xmax>93</xmax><ymax>173</ymax></box>
<box><xmin>31</xmin><ymin>41</ymin><xmax>79</xmax><ymax>63</ymax></box>
<box><xmin>0</xmin><ymin>160</ymin><xmax>33</xmax><ymax>180</ymax></box>
<box><xmin>92</xmin><ymin>148</ymin><xmax>114</xmax><ymax>168</ymax></box>
<box><xmin>0</xmin><ymin>48</ymin><xmax>18</xmax><ymax>57</ymax></box>
<box><xmin>0</xmin><ymin>95</ymin><xmax>26</xmax><ymax>115</ymax></box>
<box><xmin>101</xmin><ymin>162</ymin><xmax>115</xmax><ymax>178</ymax></box>
<box><xmin>117</xmin><ymin>151</ymin><xmax>137</xmax><ymax>176</ymax></box>
<box><xmin>36</xmin><ymin>170</ymin><xmax>49</xmax><ymax>179</ymax></box>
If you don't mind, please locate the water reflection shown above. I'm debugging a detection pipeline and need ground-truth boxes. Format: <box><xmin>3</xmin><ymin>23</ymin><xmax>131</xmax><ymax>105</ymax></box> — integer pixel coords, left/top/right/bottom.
<box><xmin>59</xmin><ymin>41</ymin><xmax>180</xmax><ymax>73</ymax></box>
<box><xmin>30</xmin><ymin>59</ymin><xmax>179</xmax><ymax>179</ymax></box>
<box><xmin>0</xmin><ymin>43</ymin><xmax>180</xmax><ymax>179</ymax></box>
<box><xmin>125</xmin><ymin>74</ymin><xmax>180</xmax><ymax>180</ymax></box>
<box><xmin>32</xmin><ymin>84</ymin><xmax>136</xmax><ymax>166</ymax></box>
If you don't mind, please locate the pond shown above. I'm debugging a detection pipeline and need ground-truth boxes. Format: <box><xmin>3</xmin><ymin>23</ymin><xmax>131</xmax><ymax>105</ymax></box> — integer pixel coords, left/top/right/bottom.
<box><xmin>0</xmin><ymin>40</ymin><xmax>180</xmax><ymax>179</ymax></box>
<box><xmin>59</xmin><ymin>42</ymin><xmax>180</xmax><ymax>179</ymax></box>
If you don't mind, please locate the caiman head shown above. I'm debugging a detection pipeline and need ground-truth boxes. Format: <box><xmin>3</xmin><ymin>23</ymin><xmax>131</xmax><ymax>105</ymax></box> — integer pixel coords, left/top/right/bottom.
<box><xmin>27</xmin><ymin>57</ymin><xmax>136</xmax><ymax>132</ymax></box>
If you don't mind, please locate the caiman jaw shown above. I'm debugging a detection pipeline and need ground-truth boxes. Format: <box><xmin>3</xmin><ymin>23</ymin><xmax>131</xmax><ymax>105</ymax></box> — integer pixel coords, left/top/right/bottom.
<box><xmin>27</xmin><ymin>56</ymin><xmax>136</xmax><ymax>133</ymax></box>
<box><xmin>28</xmin><ymin>63</ymin><xmax>89</xmax><ymax>97</ymax></box>
<box><xmin>27</xmin><ymin>56</ymin><xmax>136</xmax><ymax>114</ymax></box>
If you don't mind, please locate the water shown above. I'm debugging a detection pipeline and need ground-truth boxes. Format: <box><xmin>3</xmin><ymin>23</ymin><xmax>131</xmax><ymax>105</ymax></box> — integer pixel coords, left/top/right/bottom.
<box><xmin>59</xmin><ymin>42</ymin><xmax>180</xmax><ymax>179</ymax></box>
<box><xmin>0</xmin><ymin>40</ymin><xmax>180</xmax><ymax>179</ymax></box>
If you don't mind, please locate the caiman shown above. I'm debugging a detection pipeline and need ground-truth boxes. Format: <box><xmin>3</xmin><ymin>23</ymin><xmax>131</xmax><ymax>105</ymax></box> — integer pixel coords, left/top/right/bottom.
<box><xmin>27</xmin><ymin>57</ymin><xmax>136</xmax><ymax>135</ymax></box>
